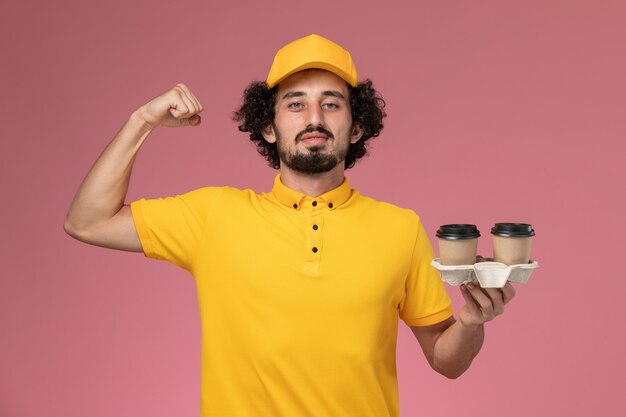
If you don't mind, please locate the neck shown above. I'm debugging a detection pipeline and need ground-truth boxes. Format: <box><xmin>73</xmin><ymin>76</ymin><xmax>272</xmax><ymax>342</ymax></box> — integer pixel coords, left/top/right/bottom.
<box><xmin>279</xmin><ymin>164</ymin><xmax>345</xmax><ymax>197</ymax></box>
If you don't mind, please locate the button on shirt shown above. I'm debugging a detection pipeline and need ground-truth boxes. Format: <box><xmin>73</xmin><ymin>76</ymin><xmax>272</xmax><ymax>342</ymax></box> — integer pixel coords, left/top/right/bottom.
<box><xmin>130</xmin><ymin>174</ymin><xmax>452</xmax><ymax>417</ymax></box>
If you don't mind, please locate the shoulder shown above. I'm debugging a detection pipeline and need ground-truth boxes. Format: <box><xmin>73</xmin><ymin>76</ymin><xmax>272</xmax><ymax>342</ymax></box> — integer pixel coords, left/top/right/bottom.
<box><xmin>356</xmin><ymin>192</ymin><xmax>422</xmax><ymax>224</ymax></box>
<box><xmin>176</xmin><ymin>185</ymin><xmax>271</xmax><ymax>216</ymax></box>
<box><xmin>178</xmin><ymin>185</ymin><xmax>258</xmax><ymax>202</ymax></box>
<box><xmin>135</xmin><ymin>185</ymin><xmax>260</xmax><ymax>216</ymax></box>
<box><xmin>351</xmin><ymin>192</ymin><xmax>424</xmax><ymax>238</ymax></box>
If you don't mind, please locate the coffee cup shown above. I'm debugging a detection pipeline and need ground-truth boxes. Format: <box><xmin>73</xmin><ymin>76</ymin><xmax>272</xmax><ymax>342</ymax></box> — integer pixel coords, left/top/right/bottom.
<box><xmin>436</xmin><ymin>224</ymin><xmax>481</xmax><ymax>265</ymax></box>
<box><xmin>491</xmin><ymin>223</ymin><xmax>535</xmax><ymax>265</ymax></box>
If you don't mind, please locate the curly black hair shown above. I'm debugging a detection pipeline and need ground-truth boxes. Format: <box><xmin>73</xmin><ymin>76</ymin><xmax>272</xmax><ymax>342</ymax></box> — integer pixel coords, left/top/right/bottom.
<box><xmin>232</xmin><ymin>79</ymin><xmax>386</xmax><ymax>169</ymax></box>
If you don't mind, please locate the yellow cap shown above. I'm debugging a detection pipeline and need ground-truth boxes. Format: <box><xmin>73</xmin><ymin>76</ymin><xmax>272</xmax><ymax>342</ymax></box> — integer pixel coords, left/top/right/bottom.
<box><xmin>266</xmin><ymin>34</ymin><xmax>358</xmax><ymax>88</ymax></box>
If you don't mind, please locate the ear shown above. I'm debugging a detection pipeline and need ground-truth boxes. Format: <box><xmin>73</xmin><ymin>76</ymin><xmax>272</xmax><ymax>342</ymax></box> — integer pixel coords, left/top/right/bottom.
<box><xmin>350</xmin><ymin>124</ymin><xmax>364</xmax><ymax>144</ymax></box>
<box><xmin>261</xmin><ymin>124</ymin><xmax>276</xmax><ymax>144</ymax></box>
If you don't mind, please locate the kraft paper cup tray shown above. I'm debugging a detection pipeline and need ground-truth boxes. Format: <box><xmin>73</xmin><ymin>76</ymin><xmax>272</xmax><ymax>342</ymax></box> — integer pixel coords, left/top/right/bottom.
<box><xmin>431</xmin><ymin>257</ymin><xmax>539</xmax><ymax>288</ymax></box>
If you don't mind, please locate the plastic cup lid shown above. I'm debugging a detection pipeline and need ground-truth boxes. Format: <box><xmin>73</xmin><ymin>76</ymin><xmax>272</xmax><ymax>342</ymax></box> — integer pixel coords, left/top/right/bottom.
<box><xmin>491</xmin><ymin>223</ymin><xmax>535</xmax><ymax>237</ymax></box>
<box><xmin>436</xmin><ymin>224</ymin><xmax>481</xmax><ymax>240</ymax></box>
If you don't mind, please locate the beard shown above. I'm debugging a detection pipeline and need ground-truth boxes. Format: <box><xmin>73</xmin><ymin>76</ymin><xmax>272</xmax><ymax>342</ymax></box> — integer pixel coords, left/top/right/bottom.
<box><xmin>274</xmin><ymin>124</ymin><xmax>350</xmax><ymax>174</ymax></box>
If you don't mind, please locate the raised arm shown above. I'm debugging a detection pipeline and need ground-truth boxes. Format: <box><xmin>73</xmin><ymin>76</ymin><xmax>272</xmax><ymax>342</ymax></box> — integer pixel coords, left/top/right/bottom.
<box><xmin>63</xmin><ymin>84</ymin><xmax>203</xmax><ymax>251</ymax></box>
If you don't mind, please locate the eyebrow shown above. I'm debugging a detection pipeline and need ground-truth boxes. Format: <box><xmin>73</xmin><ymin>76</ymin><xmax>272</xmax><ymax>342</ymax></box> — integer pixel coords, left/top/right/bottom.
<box><xmin>281</xmin><ymin>90</ymin><xmax>346</xmax><ymax>100</ymax></box>
<box><xmin>322</xmin><ymin>90</ymin><xmax>346</xmax><ymax>99</ymax></box>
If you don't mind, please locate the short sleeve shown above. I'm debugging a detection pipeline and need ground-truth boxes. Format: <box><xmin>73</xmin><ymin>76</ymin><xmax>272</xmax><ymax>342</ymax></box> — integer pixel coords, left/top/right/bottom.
<box><xmin>130</xmin><ymin>187</ymin><xmax>224</xmax><ymax>271</ymax></box>
<box><xmin>399</xmin><ymin>217</ymin><xmax>453</xmax><ymax>327</ymax></box>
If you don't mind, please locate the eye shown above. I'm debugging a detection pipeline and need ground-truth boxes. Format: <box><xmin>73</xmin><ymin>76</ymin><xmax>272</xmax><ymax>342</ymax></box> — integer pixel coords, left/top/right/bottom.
<box><xmin>323</xmin><ymin>102</ymin><xmax>339</xmax><ymax>109</ymax></box>
<box><xmin>288</xmin><ymin>102</ymin><xmax>303</xmax><ymax>109</ymax></box>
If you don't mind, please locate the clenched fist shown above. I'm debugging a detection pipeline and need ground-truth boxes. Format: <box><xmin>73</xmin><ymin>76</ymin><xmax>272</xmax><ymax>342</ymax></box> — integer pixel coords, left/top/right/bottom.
<box><xmin>137</xmin><ymin>83</ymin><xmax>204</xmax><ymax>128</ymax></box>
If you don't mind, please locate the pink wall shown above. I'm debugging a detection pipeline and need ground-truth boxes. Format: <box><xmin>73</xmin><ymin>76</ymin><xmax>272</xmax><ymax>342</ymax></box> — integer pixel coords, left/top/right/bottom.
<box><xmin>2</xmin><ymin>0</ymin><xmax>625</xmax><ymax>416</ymax></box>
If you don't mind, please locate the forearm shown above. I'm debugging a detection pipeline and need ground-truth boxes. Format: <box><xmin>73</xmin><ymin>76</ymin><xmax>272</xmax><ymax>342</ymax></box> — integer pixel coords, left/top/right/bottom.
<box><xmin>432</xmin><ymin>320</ymin><xmax>484</xmax><ymax>379</ymax></box>
<box><xmin>64</xmin><ymin>109</ymin><xmax>153</xmax><ymax>234</ymax></box>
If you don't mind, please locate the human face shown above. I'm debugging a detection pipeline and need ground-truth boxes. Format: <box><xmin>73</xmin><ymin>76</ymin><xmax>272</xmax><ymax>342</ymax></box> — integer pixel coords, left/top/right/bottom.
<box><xmin>263</xmin><ymin>69</ymin><xmax>362</xmax><ymax>174</ymax></box>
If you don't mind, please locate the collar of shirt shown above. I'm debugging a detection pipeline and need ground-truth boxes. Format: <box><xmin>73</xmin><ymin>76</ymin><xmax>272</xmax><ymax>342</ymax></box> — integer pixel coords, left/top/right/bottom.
<box><xmin>270</xmin><ymin>174</ymin><xmax>352</xmax><ymax>211</ymax></box>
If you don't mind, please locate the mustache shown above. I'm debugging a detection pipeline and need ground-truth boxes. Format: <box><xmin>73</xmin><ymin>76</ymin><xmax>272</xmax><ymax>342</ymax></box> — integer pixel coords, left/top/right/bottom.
<box><xmin>295</xmin><ymin>126</ymin><xmax>334</xmax><ymax>142</ymax></box>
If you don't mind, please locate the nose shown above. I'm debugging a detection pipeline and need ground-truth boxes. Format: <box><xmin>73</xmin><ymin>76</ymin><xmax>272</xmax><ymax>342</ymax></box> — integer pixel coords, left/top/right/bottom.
<box><xmin>305</xmin><ymin>105</ymin><xmax>325</xmax><ymax>127</ymax></box>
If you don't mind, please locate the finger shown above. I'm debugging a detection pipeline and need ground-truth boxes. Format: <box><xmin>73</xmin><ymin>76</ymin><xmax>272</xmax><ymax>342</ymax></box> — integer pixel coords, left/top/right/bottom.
<box><xmin>460</xmin><ymin>283</ymin><xmax>484</xmax><ymax>317</ymax></box>
<box><xmin>168</xmin><ymin>86</ymin><xmax>196</xmax><ymax>117</ymax></box>
<box><xmin>176</xmin><ymin>83</ymin><xmax>203</xmax><ymax>113</ymax></box>
<box><xmin>167</xmin><ymin>93</ymin><xmax>190</xmax><ymax>117</ymax></box>
<box><xmin>169</xmin><ymin>100</ymin><xmax>195</xmax><ymax>120</ymax></box>
<box><xmin>178</xmin><ymin>91</ymin><xmax>198</xmax><ymax>116</ymax></box>
<box><xmin>501</xmin><ymin>282</ymin><xmax>516</xmax><ymax>304</ymax></box>
<box><xmin>184</xmin><ymin>88</ymin><xmax>203</xmax><ymax>113</ymax></box>
<box><xmin>483</xmin><ymin>288</ymin><xmax>505</xmax><ymax>316</ymax></box>
<box><xmin>465</xmin><ymin>282</ymin><xmax>495</xmax><ymax>321</ymax></box>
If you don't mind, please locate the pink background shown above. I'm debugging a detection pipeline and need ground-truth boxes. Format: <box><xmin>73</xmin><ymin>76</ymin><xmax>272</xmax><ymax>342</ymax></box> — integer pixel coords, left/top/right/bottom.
<box><xmin>2</xmin><ymin>0</ymin><xmax>625</xmax><ymax>416</ymax></box>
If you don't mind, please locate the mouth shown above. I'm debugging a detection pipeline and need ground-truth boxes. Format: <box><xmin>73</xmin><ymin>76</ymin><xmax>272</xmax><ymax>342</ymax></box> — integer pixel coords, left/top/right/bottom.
<box><xmin>299</xmin><ymin>131</ymin><xmax>329</xmax><ymax>146</ymax></box>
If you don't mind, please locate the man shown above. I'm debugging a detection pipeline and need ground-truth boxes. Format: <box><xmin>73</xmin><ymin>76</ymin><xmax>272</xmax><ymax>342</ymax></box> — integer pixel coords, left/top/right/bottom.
<box><xmin>65</xmin><ymin>34</ymin><xmax>515</xmax><ymax>417</ymax></box>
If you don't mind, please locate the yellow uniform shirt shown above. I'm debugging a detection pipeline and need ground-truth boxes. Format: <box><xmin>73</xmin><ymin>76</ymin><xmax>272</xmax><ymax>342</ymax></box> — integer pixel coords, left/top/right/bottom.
<box><xmin>130</xmin><ymin>174</ymin><xmax>452</xmax><ymax>417</ymax></box>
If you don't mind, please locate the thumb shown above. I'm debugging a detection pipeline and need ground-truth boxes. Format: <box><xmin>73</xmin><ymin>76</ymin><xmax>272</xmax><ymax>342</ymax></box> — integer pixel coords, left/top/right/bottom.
<box><xmin>189</xmin><ymin>115</ymin><xmax>201</xmax><ymax>126</ymax></box>
<box><xmin>175</xmin><ymin>114</ymin><xmax>201</xmax><ymax>127</ymax></box>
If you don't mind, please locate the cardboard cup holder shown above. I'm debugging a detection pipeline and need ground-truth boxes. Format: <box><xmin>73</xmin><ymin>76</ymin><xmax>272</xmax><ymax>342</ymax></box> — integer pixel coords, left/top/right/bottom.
<box><xmin>431</xmin><ymin>257</ymin><xmax>539</xmax><ymax>288</ymax></box>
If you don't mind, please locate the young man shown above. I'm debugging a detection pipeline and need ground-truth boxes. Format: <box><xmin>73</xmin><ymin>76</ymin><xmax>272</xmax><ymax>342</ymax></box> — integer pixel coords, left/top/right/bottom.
<box><xmin>65</xmin><ymin>34</ymin><xmax>515</xmax><ymax>417</ymax></box>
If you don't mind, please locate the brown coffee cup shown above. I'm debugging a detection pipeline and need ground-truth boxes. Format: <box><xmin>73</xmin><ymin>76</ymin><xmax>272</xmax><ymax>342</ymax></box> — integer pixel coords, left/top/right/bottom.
<box><xmin>491</xmin><ymin>223</ymin><xmax>535</xmax><ymax>265</ymax></box>
<box><xmin>436</xmin><ymin>224</ymin><xmax>480</xmax><ymax>265</ymax></box>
